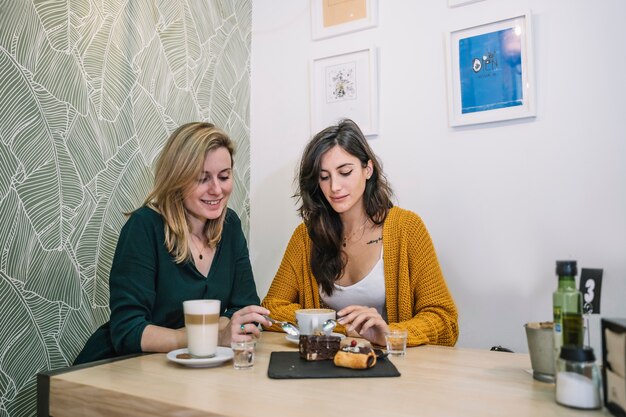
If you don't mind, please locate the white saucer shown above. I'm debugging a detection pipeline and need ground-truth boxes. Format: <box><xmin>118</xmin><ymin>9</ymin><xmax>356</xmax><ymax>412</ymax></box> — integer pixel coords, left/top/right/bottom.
<box><xmin>167</xmin><ymin>347</ymin><xmax>234</xmax><ymax>368</ymax></box>
<box><xmin>286</xmin><ymin>332</ymin><xmax>345</xmax><ymax>344</ymax></box>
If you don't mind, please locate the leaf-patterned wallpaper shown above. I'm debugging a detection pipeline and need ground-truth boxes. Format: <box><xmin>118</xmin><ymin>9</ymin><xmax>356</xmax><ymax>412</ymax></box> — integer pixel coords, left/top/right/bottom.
<box><xmin>0</xmin><ymin>1</ymin><xmax>251</xmax><ymax>415</ymax></box>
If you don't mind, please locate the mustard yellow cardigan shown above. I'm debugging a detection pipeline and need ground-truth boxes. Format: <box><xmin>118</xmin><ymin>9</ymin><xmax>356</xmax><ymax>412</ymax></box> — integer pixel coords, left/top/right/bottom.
<box><xmin>262</xmin><ymin>206</ymin><xmax>459</xmax><ymax>347</ymax></box>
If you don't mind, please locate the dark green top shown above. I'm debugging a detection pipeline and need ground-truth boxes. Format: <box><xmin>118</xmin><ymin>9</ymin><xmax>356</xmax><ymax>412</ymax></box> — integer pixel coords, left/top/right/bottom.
<box><xmin>74</xmin><ymin>206</ymin><xmax>260</xmax><ymax>364</ymax></box>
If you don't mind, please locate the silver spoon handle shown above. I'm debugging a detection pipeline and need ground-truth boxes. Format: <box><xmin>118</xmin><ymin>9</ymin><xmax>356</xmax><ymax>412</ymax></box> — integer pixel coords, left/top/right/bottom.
<box><xmin>262</xmin><ymin>315</ymin><xmax>281</xmax><ymax>325</ymax></box>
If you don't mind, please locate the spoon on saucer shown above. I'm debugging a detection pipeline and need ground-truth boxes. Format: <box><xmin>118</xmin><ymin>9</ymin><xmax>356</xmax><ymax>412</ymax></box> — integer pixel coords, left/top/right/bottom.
<box><xmin>263</xmin><ymin>315</ymin><xmax>300</xmax><ymax>337</ymax></box>
<box><xmin>321</xmin><ymin>319</ymin><xmax>337</xmax><ymax>335</ymax></box>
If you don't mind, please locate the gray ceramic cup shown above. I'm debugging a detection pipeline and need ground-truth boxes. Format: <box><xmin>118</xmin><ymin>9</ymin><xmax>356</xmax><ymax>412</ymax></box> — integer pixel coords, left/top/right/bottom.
<box><xmin>524</xmin><ymin>322</ymin><xmax>555</xmax><ymax>383</ymax></box>
<box><xmin>295</xmin><ymin>309</ymin><xmax>336</xmax><ymax>335</ymax></box>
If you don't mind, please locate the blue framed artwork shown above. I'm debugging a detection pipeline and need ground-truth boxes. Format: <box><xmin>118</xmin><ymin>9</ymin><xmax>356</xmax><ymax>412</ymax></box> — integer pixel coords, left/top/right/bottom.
<box><xmin>446</xmin><ymin>12</ymin><xmax>535</xmax><ymax>126</ymax></box>
<box><xmin>459</xmin><ymin>28</ymin><xmax>523</xmax><ymax>113</ymax></box>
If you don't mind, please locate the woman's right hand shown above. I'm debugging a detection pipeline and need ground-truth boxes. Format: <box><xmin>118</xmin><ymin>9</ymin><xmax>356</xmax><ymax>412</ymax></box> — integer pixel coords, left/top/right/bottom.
<box><xmin>337</xmin><ymin>305</ymin><xmax>389</xmax><ymax>346</ymax></box>
<box><xmin>219</xmin><ymin>305</ymin><xmax>271</xmax><ymax>345</ymax></box>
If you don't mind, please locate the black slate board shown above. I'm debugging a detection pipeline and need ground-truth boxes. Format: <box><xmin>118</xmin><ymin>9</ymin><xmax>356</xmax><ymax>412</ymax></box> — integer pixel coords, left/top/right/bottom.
<box><xmin>267</xmin><ymin>351</ymin><xmax>400</xmax><ymax>379</ymax></box>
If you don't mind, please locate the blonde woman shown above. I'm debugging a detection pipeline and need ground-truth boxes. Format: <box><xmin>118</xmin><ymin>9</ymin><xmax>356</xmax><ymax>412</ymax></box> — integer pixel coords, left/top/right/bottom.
<box><xmin>75</xmin><ymin>122</ymin><xmax>269</xmax><ymax>364</ymax></box>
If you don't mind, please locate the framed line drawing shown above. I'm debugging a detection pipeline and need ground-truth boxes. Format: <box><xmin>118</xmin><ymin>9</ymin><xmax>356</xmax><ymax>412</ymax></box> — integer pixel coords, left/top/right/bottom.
<box><xmin>311</xmin><ymin>0</ymin><xmax>378</xmax><ymax>40</ymax></box>
<box><xmin>310</xmin><ymin>47</ymin><xmax>379</xmax><ymax>136</ymax></box>
<box><xmin>445</xmin><ymin>11</ymin><xmax>535</xmax><ymax>127</ymax></box>
<box><xmin>447</xmin><ymin>0</ymin><xmax>486</xmax><ymax>8</ymax></box>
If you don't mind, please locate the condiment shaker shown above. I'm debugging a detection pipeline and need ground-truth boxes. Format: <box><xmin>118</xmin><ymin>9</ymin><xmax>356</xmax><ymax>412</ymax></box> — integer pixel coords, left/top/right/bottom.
<box><xmin>555</xmin><ymin>345</ymin><xmax>602</xmax><ymax>409</ymax></box>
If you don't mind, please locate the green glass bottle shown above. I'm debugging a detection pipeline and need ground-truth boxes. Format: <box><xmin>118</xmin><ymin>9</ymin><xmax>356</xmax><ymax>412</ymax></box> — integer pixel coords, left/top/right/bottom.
<box><xmin>553</xmin><ymin>260</ymin><xmax>583</xmax><ymax>359</ymax></box>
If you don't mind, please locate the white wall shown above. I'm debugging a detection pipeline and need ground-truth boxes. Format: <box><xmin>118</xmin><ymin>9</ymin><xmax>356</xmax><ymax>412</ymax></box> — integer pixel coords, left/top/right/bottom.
<box><xmin>250</xmin><ymin>0</ymin><xmax>626</xmax><ymax>353</ymax></box>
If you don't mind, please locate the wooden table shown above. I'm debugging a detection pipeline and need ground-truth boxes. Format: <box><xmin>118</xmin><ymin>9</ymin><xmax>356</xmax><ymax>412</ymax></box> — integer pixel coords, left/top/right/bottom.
<box><xmin>38</xmin><ymin>332</ymin><xmax>608</xmax><ymax>417</ymax></box>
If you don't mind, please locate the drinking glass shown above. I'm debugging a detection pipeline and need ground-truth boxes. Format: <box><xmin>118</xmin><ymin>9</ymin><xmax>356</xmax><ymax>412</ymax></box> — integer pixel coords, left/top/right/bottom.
<box><xmin>231</xmin><ymin>340</ymin><xmax>256</xmax><ymax>369</ymax></box>
<box><xmin>385</xmin><ymin>330</ymin><xmax>408</xmax><ymax>355</ymax></box>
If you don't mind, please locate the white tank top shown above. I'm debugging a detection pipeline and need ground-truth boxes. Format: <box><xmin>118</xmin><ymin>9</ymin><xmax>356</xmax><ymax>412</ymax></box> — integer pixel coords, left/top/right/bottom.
<box><xmin>320</xmin><ymin>254</ymin><xmax>387</xmax><ymax>321</ymax></box>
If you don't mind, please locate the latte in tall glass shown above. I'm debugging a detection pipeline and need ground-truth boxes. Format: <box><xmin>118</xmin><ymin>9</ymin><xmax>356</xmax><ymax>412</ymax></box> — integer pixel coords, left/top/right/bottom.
<box><xmin>183</xmin><ymin>299</ymin><xmax>220</xmax><ymax>358</ymax></box>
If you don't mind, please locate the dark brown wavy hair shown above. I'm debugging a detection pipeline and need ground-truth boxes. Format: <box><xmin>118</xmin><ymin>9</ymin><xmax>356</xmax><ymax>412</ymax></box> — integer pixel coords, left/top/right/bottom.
<box><xmin>296</xmin><ymin>119</ymin><xmax>393</xmax><ymax>296</ymax></box>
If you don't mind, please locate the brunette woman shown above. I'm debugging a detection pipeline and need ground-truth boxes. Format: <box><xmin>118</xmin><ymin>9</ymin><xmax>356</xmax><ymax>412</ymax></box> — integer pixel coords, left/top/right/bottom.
<box><xmin>262</xmin><ymin>119</ymin><xmax>458</xmax><ymax>347</ymax></box>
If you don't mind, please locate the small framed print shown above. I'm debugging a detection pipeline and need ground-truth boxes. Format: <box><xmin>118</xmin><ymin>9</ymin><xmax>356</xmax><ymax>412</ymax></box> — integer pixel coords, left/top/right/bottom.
<box><xmin>310</xmin><ymin>47</ymin><xmax>379</xmax><ymax>136</ymax></box>
<box><xmin>311</xmin><ymin>0</ymin><xmax>378</xmax><ymax>40</ymax></box>
<box><xmin>445</xmin><ymin>11</ymin><xmax>536</xmax><ymax>126</ymax></box>
<box><xmin>447</xmin><ymin>0</ymin><xmax>486</xmax><ymax>8</ymax></box>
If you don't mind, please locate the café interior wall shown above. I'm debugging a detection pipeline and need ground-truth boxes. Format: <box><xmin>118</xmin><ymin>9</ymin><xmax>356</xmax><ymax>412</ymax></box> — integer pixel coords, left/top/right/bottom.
<box><xmin>250</xmin><ymin>0</ymin><xmax>626</xmax><ymax>355</ymax></box>
<box><xmin>0</xmin><ymin>1</ymin><xmax>251</xmax><ymax>416</ymax></box>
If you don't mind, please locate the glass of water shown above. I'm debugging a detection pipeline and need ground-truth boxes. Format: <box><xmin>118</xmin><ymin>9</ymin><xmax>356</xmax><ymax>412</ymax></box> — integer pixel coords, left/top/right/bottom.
<box><xmin>231</xmin><ymin>340</ymin><xmax>256</xmax><ymax>369</ymax></box>
<box><xmin>384</xmin><ymin>330</ymin><xmax>408</xmax><ymax>356</ymax></box>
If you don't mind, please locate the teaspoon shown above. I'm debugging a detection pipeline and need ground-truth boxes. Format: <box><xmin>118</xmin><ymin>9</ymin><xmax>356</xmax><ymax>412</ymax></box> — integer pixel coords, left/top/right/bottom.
<box><xmin>263</xmin><ymin>315</ymin><xmax>300</xmax><ymax>337</ymax></box>
<box><xmin>321</xmin><ymin>319</ymin><xmax>337</xmax><ymax>334</ymax></box>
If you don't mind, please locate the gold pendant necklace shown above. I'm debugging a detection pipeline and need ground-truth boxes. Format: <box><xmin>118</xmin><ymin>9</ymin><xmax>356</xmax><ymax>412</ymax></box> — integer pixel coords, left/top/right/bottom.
<box><xmin>190</xmin><ymin>235</ymin><xmax>206</xmax><ymax>260</ymax></box>
<box><xmin>342</xmin><ymin>217</ymin><xmax>369</xmax><ymax>248</ymax></box>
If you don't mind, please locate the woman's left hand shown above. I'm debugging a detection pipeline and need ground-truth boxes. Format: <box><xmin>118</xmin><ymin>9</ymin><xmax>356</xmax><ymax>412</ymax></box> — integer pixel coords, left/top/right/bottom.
<box><xmin>219</xmin><ymin>305</ymin><xmax>271</xmax><ymax>345</ymax></box>
<box><xmin>337</xmin><ymin>305</ymin><xmax>389</xmax><ymax>346</ymax></box>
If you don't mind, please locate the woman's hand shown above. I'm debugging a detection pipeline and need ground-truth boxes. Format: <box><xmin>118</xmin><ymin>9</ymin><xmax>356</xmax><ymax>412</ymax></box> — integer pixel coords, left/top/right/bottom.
<box><xmin>219</xmin><ymin>305</ymin><xmax>271</xmax><ymax>345</ymax></box>
<box><xmin>337</xmin><ymin>305</ymin><xmax>389</xmax><ymax>346</ymax></box>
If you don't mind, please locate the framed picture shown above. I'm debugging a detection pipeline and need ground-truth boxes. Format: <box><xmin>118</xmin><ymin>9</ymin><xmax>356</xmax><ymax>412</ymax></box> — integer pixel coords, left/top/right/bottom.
<box><xmin>310</xmin><ymin>47</ymin><xmax>379</xmax><ymax>136</ymax></box>
<box><xmin>311</xmin><ymin>0</ymin><xmax>378</xmax><ymax>40</ymax></box>
<box><xmin>445</xmin><ymin>11</ymin><xmax>535</xmax><ymax>127</ymax></box>
<box><xmin>447</xmin><ymin>0</ymin><xmax>486</xmax><ymax>8</ymax></box>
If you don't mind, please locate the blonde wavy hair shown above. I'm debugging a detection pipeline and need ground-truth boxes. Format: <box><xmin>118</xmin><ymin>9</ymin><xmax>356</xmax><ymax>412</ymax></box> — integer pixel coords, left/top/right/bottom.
<box><xmin>143</xmin><ymin>122</ymin><xmax>235</xmax><ymax>263</ymax></box>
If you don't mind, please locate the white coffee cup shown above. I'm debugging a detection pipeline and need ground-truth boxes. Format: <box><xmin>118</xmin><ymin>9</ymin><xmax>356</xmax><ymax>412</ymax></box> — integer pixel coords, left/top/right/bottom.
<box><xmin>295</xmin><ymin>308</ymin><xmax>336</xmax><ymax>335</ymax></box>
<box><xmin>183</xmin><ymin>299</ymin><xmax>220</xmax><ymax>358</ymax></box>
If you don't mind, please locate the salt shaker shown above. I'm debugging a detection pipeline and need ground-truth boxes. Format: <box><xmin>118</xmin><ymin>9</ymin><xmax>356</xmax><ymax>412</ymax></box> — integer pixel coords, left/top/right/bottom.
<box><xmin>555</xmin><ymin>345</ymin><xmax>602</xmax><ymax>409</ymax></box>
